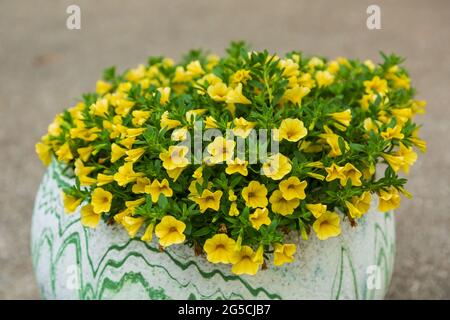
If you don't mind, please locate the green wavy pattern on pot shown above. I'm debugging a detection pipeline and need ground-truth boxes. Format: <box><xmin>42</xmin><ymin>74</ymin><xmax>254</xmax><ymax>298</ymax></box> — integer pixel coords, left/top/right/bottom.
<box><xmin>31</xmin><ymin>161</ymin><xmax>395</xmax><ymax>300</ymax></box>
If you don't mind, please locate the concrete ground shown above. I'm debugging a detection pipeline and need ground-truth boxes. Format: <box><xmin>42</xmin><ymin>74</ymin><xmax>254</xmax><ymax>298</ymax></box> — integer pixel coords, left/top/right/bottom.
<box><xmin>0</xmin><ymin>0</ymin><xmax>449</xmax><ymax>299</ymax></box>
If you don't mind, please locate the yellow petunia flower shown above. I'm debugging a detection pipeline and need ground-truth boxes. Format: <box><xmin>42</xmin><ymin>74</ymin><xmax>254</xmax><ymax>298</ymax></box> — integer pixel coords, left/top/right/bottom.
<box><xmin>363</xmin><ymin>76</ymin><xmax>388</xmax><ymax>96</ymax></box>
<box><xmin>157</xmin><ymin>87</ymin><xmax>171</xmax><ymax>105</ymax></box>
<box><xmin>381</xmin><ymin>125</ymin><xmax>404</xmax><ymax>140</ymax></box>
<box><xmin>204</xmin><ymin>116</ymin><xmax>219</xmax><ymax>129</ymax></box>
<box><xmin>121</xmin><ymin>216</ymin><xmax>145</xmax><ymax>238</ymax></box>
<box><xmin>313</xmin><ymin>211</ymin><xmax>341</xmax><ymax>240</ymax></box>
<box><xmin>141</xmin><ymin>223</ymin><xmax>154</xmax><ymax>242</ymax></box>
<box><xmin>269</xmin><ymin>190</ymin><xmax>300</xmax><ymax>216</ymax></box>
<box><xmin>242</xmin><ymin>181</ymin><xmax>268</xmax><ymax>208</ymax></box>
<box><xmin>207</xmin><ymin>82</ymin><xmax>229</xmax><ymax>102</ymax></box>
<box><xmin>346</xmin><ymin>191</ymin><xmax>372</xmax><ymax>219</ymax></box>
<box><xmin>131</xmin><ymin>177</ymin><xmax>151</xmax><ymax>194</ymax></box>
<box><xmin>77</xmin><ymin>145</ymin><xmax>95</xmax><ymax>162</ymax></box>
<box><xmin>378</xmin><ymin>187</ymin><xmax>401</xmax><ymax>212</ymax></box>
<box><xmin>230</xmin><ymin>246</ymin><xmax>261</xmax><ymax>275</ymax></box>
<box><xmin>35</xmin><ymin>142</ymin><xmax>52</xmax><ymax>166</ymax></box>
<box><xmin>186</xmin><ymin>60</ymin><xmax>205</xmax><ymax>77</ymax></box>
<box><xmin>325</xmin><ymin>163</ymin><xmax>344</xmax><ymax>182</ymax></box>
<box><xmin>319</xmin><ymin>127</ymin><xmax>349</xmax><ymax>157</ymax></box>
<box><xmin>273</xmin><ymin>243</ymin><xmax>297</xmax><ymax>266</ymax></box>
<box><xmin>232</xmin><ymin>117</ymin><xmax>256</xmax><ymax>138</ymax></box>
<box><xmin>90</xmin><ymin>98</ymin><xmax>109</xmax><ymax>117</ymax></box>
<box><xmin>249</xmin><ymin>207</ymin><xmax>271</xmax><ymax>230</ymax></box>
<box><xmin>282</xmin><ymin>84</ymin><xmax>310</xmax><ymax>106</ymax></box>
<box><xmin>228</xmin><ymin>202</ymin><xmax>240</xmax><ymax>216</ymax></box>
<box><xmin>315</xmin><ymin>70</ymin><xmax>335</xmax><ymax>88</ymax></box>
<box><xmin>206</xmin><ymin>137</ymin><xmax>235</xmax><ymax>164</ymax></box>
<box><xmin>56</xmin><ymin>142</ymin><xmax>73</xmax><ymax>163</ymax></box>
<box><xmin>125</xmin><ymin>147</ymin><xmax>146</xmax><ymax>162</ymax></box>
<box><xmin>329</xmin><ymin>109</ymin><xmax>352</xmax><ymax>127</ymax></box>
<box><xmin>225</xmin><ymin>157</ymin><xmax>248</xmax><ymax>176</ymax></box>
<box><xmin>230</xmin><ymin>69</ymin><xmax>252</xmax><ymax>85</ymax></box>
<box><xmin>96</xmin><ymin>80</ymin><xmax>112</xmax><ymax>95</ymax></box>
<box><xmin>306</xmin><ymin>203</ymin><xmax>327</xmax><ymax>218</ymax></box>
<box><xmin>160</xmin><ymin>111</ymin><xmax>182</xmax><ymax>130</ymax></box>
<box><xmin>382</xmin><ymin>153</ymin><xmax>404</xmax><ymax>173</ymax></box>
<box><xmin>80</xmin><ymin>204</ymin><xmax>102</xmax><ymax>228</ymax></box>
<box><xmin>146</xmin><ymin>179</ymin><xmax>173</xmax><ymax>203</ymax></box>
<box><xmin>396</xmin><ymin>142</ymin><xmax>418</xmax><ymax>174</ymax></box>
<box><xmin>226</xmin><ymin>83</ymin><xmax>251</xmax><ymax>104</ymax></box>
<box><xmin>97</xmin><ymin>173</ymin><xmax>115</xmax><ymax>187</ymax></box>
<box><xmin>279</xmin><ymin>118</ymin><xmax>307</xmax><ymax>142</ymax></box>
<box><xmin>204</xmin><ymin>234</ymin><xmax>237</xmax><ymax>264</ymax></box>
<box><xmin>192</xmin><ymin>189</ymin><xmax>223</xmax><ymax>213</ymax></box>
<box><xmin>62</xmin><ymin>192</ymin><xmax>82</xmax><ymax>214</ymax></box>
<box><xmin>262</xmin><ymin>153</ymin><xmax>292</xmax><ymax>180</ymax></box>
<box><xmin>131</xmin><ymin>110</ymin><xmax>151</xmax><ymax>127</ymax></box>
<box><xmin>91</xmin><ymin>187</ymin><xmax>113</xmax><ymax>214</ymax></box>
<box><xmin>155</xmin><ymin>216</ymin><xmax>186</xmax><ymax>247</ymax></box>
<box><xmin>340</xmin><ymin>163</ymin><xmax>362</xmax><ymax>187</ymax></box>
<box><xmin>111</xmin><ymin>143</ymin><xmax>127</xmax><ymax>163</ymax></box>
<box><xmin>279</xmin><ymin>58</ymin><xmax>300</xmax><ymax>78</ymax></box>
<box><xmin>279</xmin><ymin>177</ymin><xmax>307</xmax><ymax>200</ymax></box>
<box><xmin>228</xmin><ymin>189</ymin><xmax>237</xmax><ymax>202</ymax></box>
<box><xmin>113</xmin><ymin>162</ymin><xmax>144</xmax><ymax>186</ymax></box>
<box><xmin>74</xmin><ymin>159</ymin><xmax>96</xmax><ymax>186</ymax></box>
<box><xmin>159</xmin><ymin>146</ymin><xmax>190</xmax><ymax>170</ymax></box>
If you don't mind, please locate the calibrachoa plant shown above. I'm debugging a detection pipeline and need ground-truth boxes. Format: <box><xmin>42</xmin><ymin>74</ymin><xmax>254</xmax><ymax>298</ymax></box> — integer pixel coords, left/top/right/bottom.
<box><xmin>36</xmin><ymin>42</ymin><xmax>426</xmax><ymax>275</ymax></box>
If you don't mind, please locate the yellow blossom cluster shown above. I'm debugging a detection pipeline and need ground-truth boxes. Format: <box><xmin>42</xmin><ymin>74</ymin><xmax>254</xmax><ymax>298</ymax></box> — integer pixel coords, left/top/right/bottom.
<box><xmin>36</xmin><ymin>43</ymin><xmax>425</xmax><ymax>275</ymax></box>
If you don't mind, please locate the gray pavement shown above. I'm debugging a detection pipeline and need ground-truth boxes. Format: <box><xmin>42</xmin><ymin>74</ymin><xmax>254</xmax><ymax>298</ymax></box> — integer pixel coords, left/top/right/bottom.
<box><xmin>0</xmin><ymin>0</ymin><xmax>449</xmax><ymax>299</ymax></box>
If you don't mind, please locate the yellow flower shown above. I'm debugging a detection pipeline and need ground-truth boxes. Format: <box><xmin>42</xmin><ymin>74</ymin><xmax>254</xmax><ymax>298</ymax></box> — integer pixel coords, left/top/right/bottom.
<box><xmin>186</xmin><ymin>60</ymin><xmax>205</xmax><ymax>77</ymax></box>
<box><xmin>94</xmin><ymin>173</ymin><xmax>114</xmax><ymax>187</ymax></box>
<box><xmin>228</xmin><ymin>189</ymin><xmax>237</xmax><ymax>201</ymax></box>
<box><xmin>364</xmin><ymin>76</ymin><xmax>388</xmax><ymax>95</ymax></box>
<box><xmin>160</xmin><ymin>111</ymin><xmax>181</xmax><ymax>130</ymax></box>
<box><xmin>269</xmin><ymin>190</ymin><xmax>300</xmax><ymax>216</ymax></box>
<box><xmin>273</xmin><ymin>243</ymin><xmax>297</xmax><ymax>266</ymax></box>
<box><xmin>329</xmin><ymin>109</ymin><xmax>352</xmax><ymax>127</ymax></box>
<box><xmin>77</xmin><ymin>146</ymin><xmax>95</xmax><ymax>162</ymax></box>
<box><xmin>141</xmin><ymin>223</ymin><xmax>154</xmax><ymax>242</ymax></box>
<box><xmin>96</xmin><ymin>80</ymin><xmax>112</xmax><ymax>95</ymax></box>
<box><xmin>382</xmin><ymin>153</ymin><xmax>404</xmax><ymax>173</ymax></box>
<box><xmin>242</xmin><ymin>181</ymin><xmax>268</xmax><ymax>208</ymax></box>
<box><xmin>359</xmin><ymin>93</ymin><xmax>377</xmax><ymax>111</ymax></box>
<box><xmin>155</xmin><ymin>216</ymin><xmax>186</xmax><ymax>247</ymax></box>
<box><xmin>62</xmin><ymin>193</ymin><xmax>82</xmax><ymax>214</ymax></box>
<box><xmin>206</xmin><ymin>137</ymin><xmax>235</xmax><ymax>164</ymax></box>
<box><xmin>157</xmin><ymin>87</ymin><xmax>171</xmax><ymax>105</ymax></box>
<box><xmin>230</xmin><ymin>69</ymin><xmax>252</xmax><ymax>85</ymax></box>
<box><xmin>391</xmin><ymin>108</ymin><xmax>412</xmax><ymax>125</ymax></box>
<box><xmin>363</xmin><ymin>118</ymin><xmax>379</xmax><ymax>133</ymax></box>
<box><xmin>204</xmin><ymin>234</ymin><xmax>237</xmax><ymax>264</ymax></box>
<box><xmin>35</xmin><ymin>142</ymin><xmax>52</xmax><ymax>166</ymax></box>
<box><xmin>346</xmin><ymin>191</ymin><xmax>372</xmax><ymax>218</ymax></box>
<box><xmin>173</xmin><ymin>66</ymin><xmax>192</xmax><ymax>83</ymax></box>
<box><xmin>325</xmin><ymin>163</ymin><xmax>344</xmax><ymax>182</ymax></box>
<box><xmin>131</xmin><ymin>177</ymin><xmax>151</xmax><ymax>194</ymax></box>
<box><xmin>90</xmin><ymin>98</ymin><xmax>109</xmax><ymax>117</ymax></box>
<box><xmin>56</xmin><ymin>142</ymin><xmax>73</xmax><ymax>163</ymax></box>
<box><xmin>204</xmin><ymin>116</ymin><xmax>219</xmax><ymax>129</ymax></box>
<box><xmin>113</xmin><ymin>162</ymin><xmax>144</xmax><ymax>186</ymax></box>
<box><xmin>282</xmin><ymin>84</ymin><xmax>310</xmax><ymax>105</ymax></box>
<box><xmin>313</xmin><ymin>211</ymin><xmax>341</xmax><ymax>240</ymax></box>
<box><xmin>115</xmin><ymin>99</ymin><xmax>135</xmax><ymax>116</ymax></box>
<box><xmin>74</xmin><ymin>159</ymin><xmax>96</xmax><ymax>186</ymax></box>
<box><xmin>279</xmin><ymin>118</ymin><xmax>307</xmax><ymax>142</ymax></box>
<box><xmin>167</xmin><ymin>167</ymin><xmax>186</xmax><ymax>181</ymax></box>
<box><xmin>315</xmin><ymin>70</ymin><xmax>335</xmax><ymax>88</ymax></box>
<box><xmin>279</xmin><ymin>58</ymin><xmax>300</xmax><ymax>78</ymax></box>
<box><xmin>225</xmin><ymin>157</ymin><xmax>248</xmax><ymax>176</ymax></box>
<box><xmin>319</xmin><ymin>127</ymin><xmax>349</xmax><ymax>157</ymax></box>
<box><xmin>192</xmin><ymin>166</ymin><xmax>203</xmax><ymax>179</ymax></box>
<box><xmin>308</xmin><ymin>57</ymin><xmax>324</xmax><ymax>69</ymax></box>
<box><xmin>193</xmin><ymin>189</ymin><xmax>223</xmax><ymax>213</ymax></box>
<box><xmin>306</xmin><ymin>203</ymin><xmax>327</xmax><ymax>218</ymax></box>
<box><xmin>121</xmin><ymin>216</ymin><xmax>145</xmax><ymax>238</ymax></box>
<box><xmin>378</xmin><ymin>187</ymin><xmax>401</xmax><ymax>212</ymax></box>
<box><xmin>340</xmin><ymin>163</ymin><xmax>362</xmax><ymax>187</ymax></box>
<box><xmin>132</xmin><ymin>110</ymin><xmax>151</xmax><ymax>127</ymax></box>
<box><xmin>363</xmin><ymin>59</ymin><xmax>376</xmax><ymax>71</ymax></box>
<box><xmin>146</xmin><ymin>179</ymin><xmax>173</xmax><ymax>203</ymax></box>
<box><xmin>381</xmin><ymin>125</ymin><xmax>404</xmax><ymax>140</ymax></box>
<box><xmin>327</xmin><ymin>60</ymin><xmax>340</xmax><ymax>74</ymax></box>
<box><xmin>226</xmin><ymin>83</ymin><xmax>251</xmax><ymax>104</ymax></box>
<box><xmin>396</xmin><ymin>142</ymin><xmax>418</xmax><ymax>174</ymax></box>
<box><xmin>159</xmin><ymin>146</ymin><xmax>190</xmax><ymax>170</ymax></box>
<box><xmin>232</xmin><ymin>117</ymin><xmax>256</xmax><ymax>138</ymax></box>
<box><xmin>207</xmin><ymin>82</ymin><xmax>229</xmax><ymax>102</ymax></box>
<box><xmin>279</xmin><ymin>177</ymin><xmax>307</xmax><ymax>200</ymax></box>
<box><xmin>125</xmin><ymin>147</ymin><xmax>146</xmax><ymax>162</ymax></box>
<box><xmin>91</xmin><ymin>187</ymin><xmax>113</xmax><ymax>214</ymax></box>
<box><xmin>249</xmin><ymin>207</ymin><xmax>271</xmax><ymax>230</ymax></box>
<box><xmin>111</xmin><ymin>143</ymin><xmax>127</xmax><ymax>163</ymax></box>
<box><xmin>80</xmin><ymin>204</ymin><xmax>102</xmax><ymax>228</ymax></box>
<box><xmin>228</xmin><ymin>202</ymin><xmax>240</xmax><ymax>216</ymax></box>
<box><xmin>262</xmin><ymin>153</ymin><xmax>292</xmax><ymax>180</ymax></box>
<box><xmin>185</xmin><ymin>109</ymin><xmax>207</xmax><ymax>123</ymax></box>
<box><xmin>230</xmin><ymin>246</ymin><xmax>261</xmax><ymax>275</ymax></box>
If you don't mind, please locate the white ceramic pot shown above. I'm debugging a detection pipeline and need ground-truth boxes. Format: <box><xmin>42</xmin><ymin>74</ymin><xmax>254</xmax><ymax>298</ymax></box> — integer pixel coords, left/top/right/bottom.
<box><xmin>31</xmin><ymin>161</ymin><xmax>395</xmax><ymax>300</ymax></box>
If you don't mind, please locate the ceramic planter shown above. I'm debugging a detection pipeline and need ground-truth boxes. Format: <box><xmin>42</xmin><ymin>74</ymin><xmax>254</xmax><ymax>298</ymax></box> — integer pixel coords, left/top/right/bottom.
<box><xmin>31</xmin><ymin>161</ymin><xmax>395</xmax><ymax>299</ymax></box>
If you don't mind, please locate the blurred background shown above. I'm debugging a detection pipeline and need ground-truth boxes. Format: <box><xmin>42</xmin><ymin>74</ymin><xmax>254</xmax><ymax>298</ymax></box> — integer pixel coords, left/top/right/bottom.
<box><xmin>0</xmin><ymin>0</ymin><xmax>449</xmax><ymax>299</ymax></box>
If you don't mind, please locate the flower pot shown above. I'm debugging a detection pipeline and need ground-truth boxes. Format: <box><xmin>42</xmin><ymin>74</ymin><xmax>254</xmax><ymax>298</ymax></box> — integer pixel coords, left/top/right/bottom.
<box><xmin>31</xmin><ymin>161</ymin><xmax>395</xmax><ymax>299</ymax></box>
